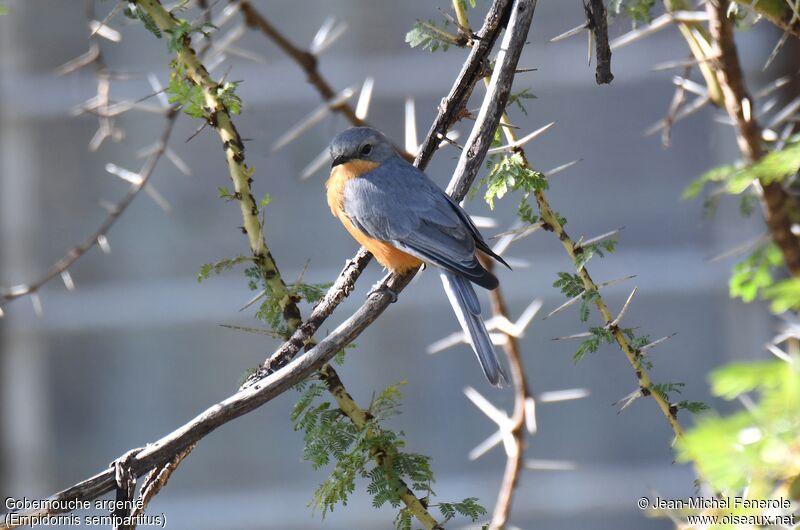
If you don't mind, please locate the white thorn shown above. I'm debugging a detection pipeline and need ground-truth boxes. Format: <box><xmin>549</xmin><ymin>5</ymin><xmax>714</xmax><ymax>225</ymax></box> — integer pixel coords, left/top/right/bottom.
<box><xmin>31</xmin><ymin>293</ymin><xmax>43</xmax><ymax>318</ymax></box>
<box><xmin>315</xmin><ymin>22</ymin><xmax>348</xmax><ymax>55</ymax></box>
<box><xmin>742</xmin><ymin>97</ymin><xmax>752</xmax><ymax>123</ymax></box>
<box><xmin>706</xmin><ymin>233</ymin><xmax>769</xmax><ymax>262</ymax></box>
<box><xmin>405</xmin><ymin>98</ymin><xmax>418</xmax><ymax>156</ymax></box>
<box><xmin>165</xmin><ymin>148</ymin><xmax>192</xmax><ymax>176</ymax></box>
<box><xmin>545</xmin><ymin>159</ymin><xmax>580</xmax><ymax>177</ymax></box>
<box><xmin>610</xmin><ymin>11</ymin><xmax>709</xmax><ymax>50</ymax></box>
<box><xmin>464</xmin><ymin>386</ymin><xmax>510</xmax><ymax>428</ymax></box>
<box><xmin>762</xmin><ymin>31</ymin><xmax>789</xmax><ymax>72</ymax></box>
<box><xmin>60</xmin><ymin>270</ymin><xmax>76</xmax><ymax>291</ymax></box>
<box><xmin>205</xmin><ymin>52</ymin><xmax>227</xmax><ymax>72</ymax></box>
<box><xmin>0</xmin><ymin>306</ymin><xmax>4</xmax><ymax>318</ymax></box>
<box><xmin>427</xmin><ymin>330</ymin><xmax>468</xmax><ymax>354</ymax></box>
<box><xmin>607</xmin><ymin>287</ymin><xmax>637</xmax><ymax>329</ymax></box>
<box><xmin>544</xmin><ymin>292</ymin><xmax>583</xmax><ymax>320</ymax></box>
<box><xmin>615</xmin><ymin>388</ymin><xmax>643</xmax><ymax>413</ymax></box>
<box><xmin>309</xmin><ymin>17</ymin><xmax>336</xmax><ymax>54</ymax></box>
<box><xmin>640</xmin><ymin>333</ymin><xmax>677</xmax><ymax>352</ymax></box>
<box><xmin>524</xmin><ymin>396</ymin><xmax>537</xmax><ymax>434</ymax></box>
<box><xmin>97</xmin><ymin>234</ymin><xmax>112</xmax><ymax>254</ymax></box>
<box><xmin>672</xmin><ymin>76</ymin><xmax>709</xmax><ymax>98</ymax></box>
<box><xmin>644</xmin><ymin>95</ymin><xmax>710</xmax><ymax>136</ymax></box>
<box><xmin>106</xmin><ymin>163</ymin><xmax>143</xmax><ymax>185</ymax></box>
<box><xmin>491</xmin><ymin>223</ymin><xmax>543</xmax><ymax>256</ymax></box>
<box><xmin>575</xmin><ymin>227</ymin><xmax>622</xmax><ymax>249</ymax></box>
<box><xmin>587</xmin><ymin>25</ymin><xmax>593</xmax><ymax>66</ymax></box>
<box><xmin>538</xmin><ymin>388</ymin><xmax>591</xmax><ymax>402</ymax></box>
<box><xmin>272</xmin><ymin>87</ymin><xmax>356</xmax><ymax>153</ymax></box>
<box><xmin>755</xmin><ymin>75</ymin><xmax>791</xmax><ymax>98</ymax></box>
<box><xmin>222</xmin><ymin>45</ymin><xmax>268</xmax><ymax>64</ymax></box>
<box><xmin>525</xmin><ymin>459</ymin><xmax>577</xmax><ymax>471</ymax></box>
<box><xmin>147</xmin><ymin>72</ymin><xmax>170</xmax><ymax>108</ymax></box>
<box><xmin>487</xmin><ymin>122</ymin><xmax>556</xmax><ymax>154</ymax></box>
<box><xmin>299</xmin><ymin>148</ymin><xmax>332</xmax><ymax>180</ymax></box>
<box><xmin>766</xmin><ymin>343</ymin><xmax>793</xmax><ymax>363</ymax></box>
<box><xmin>470</xmin><ymin>216</ymin><xmax>497</xmax><ymax>228</ymax></box>
<box><xmin>468</xmin><ymin>430</ymin><xmax>503</xmax><ymax>460</ymax></box>
<box><xmin>550</xmin><ymin>22</ymin><xmax>588</xmax><ymax>42</ymax></box>
<box><xmin>89</xmin><ymin>20</ymin><xmax>122</xmax><ymax>42</ymax></box>
<box><xmin>766</xmin><ymin>94</ymin><xmax>800</xmax><ymax>130</ymax></box>
<box><xmin>355</xmin><ymin>77</ymin><xmax>374</xmax><ymax>120</ymax></box>
<box><xmin>552</xmin><ymin>331</ymin><xmax>593</xmax><ymax>341</ymax></box>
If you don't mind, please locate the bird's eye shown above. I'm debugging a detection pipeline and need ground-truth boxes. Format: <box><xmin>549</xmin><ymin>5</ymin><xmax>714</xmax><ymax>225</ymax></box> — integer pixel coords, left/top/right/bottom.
<box><xmin>360</xmin><ymin>144</ymin><xmax>372</xmax><ymax>156</ymax></box>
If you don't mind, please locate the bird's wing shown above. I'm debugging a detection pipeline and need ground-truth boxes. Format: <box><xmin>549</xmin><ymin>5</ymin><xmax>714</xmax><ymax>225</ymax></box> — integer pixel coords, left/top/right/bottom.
<box><xmin>343</xmin><ymin>157</ymin><xmax>497</xmax><ymax>289</ymax></box>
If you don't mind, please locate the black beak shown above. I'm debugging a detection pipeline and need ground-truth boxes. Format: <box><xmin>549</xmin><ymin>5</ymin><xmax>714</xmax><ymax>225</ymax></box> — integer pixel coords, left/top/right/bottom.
<box><xmin>331</xmin><ymin>154</ymin><xmax>348</xmax><ymax>168</ymax></box>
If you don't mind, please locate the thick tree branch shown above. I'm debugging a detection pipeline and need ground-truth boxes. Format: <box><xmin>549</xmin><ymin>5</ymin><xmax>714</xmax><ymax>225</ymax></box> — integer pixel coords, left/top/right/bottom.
<box><xmin>707</xmin><ymin>0</ymin><xmax>800</xmax><ymax>277</ymax></box>
<box><xmin>0</xmin><ymin>0</ymin><xmax>537</xmax><ymax>527</ymax></box>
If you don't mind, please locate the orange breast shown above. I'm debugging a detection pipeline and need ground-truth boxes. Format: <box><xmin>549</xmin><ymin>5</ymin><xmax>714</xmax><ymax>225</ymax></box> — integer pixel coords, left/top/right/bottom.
<box><xmin>326</xmin><ymin>160</ymin><xmax>422</xmax><ymax>274</ymax></box>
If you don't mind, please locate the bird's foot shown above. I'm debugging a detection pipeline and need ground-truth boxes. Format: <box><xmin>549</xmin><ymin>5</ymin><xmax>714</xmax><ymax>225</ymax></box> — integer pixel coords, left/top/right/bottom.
<box><xmin>367</xmin><ymin>282</ymin><xmax>398</xmax><ymax>303</ymax></box>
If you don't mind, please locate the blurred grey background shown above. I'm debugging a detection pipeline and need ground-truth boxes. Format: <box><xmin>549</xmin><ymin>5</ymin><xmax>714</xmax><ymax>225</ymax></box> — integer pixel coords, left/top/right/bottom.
<box><xmin>0</xmin><ymin>1</ymin><xmax>790</xmax><ymax>528</ymax></box>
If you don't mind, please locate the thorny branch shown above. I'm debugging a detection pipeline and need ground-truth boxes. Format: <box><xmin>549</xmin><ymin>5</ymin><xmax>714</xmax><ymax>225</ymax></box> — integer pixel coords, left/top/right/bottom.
<box><xmin>0</xmin><ymin>3</ymin><xmax>179</xmax><ymax>313</ymax></box>
<box><xmin>237</xmin><ymin>0</ymin><xmax>363</xmax><ymax>127</ymax></box>
<box><xmin>705</xmin><ymin>0</ymin><xmax>800</xmax><ymax>277</ymax></box>
<box><xmin>479</xmin><ymin>257</ymin><xmax>533</xmax><ymax>530</ymax></box>
<box><xmin>0</xmin><ymin>0</ymin><xmax>536</xmax><ymax>528</ymax></box>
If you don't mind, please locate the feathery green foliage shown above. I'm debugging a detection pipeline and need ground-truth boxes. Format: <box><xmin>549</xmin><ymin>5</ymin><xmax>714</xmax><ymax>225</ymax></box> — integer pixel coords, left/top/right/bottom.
<box><xmin>608</xmin><ymin>0</ymin><xmax>656</xmax><ymax>26</ymax></box>
<box><xmin>729</xmin><ymin>244</ymin><xmax>783</xmax><ymax>304</ymax></box>
<box><xmin>676</xmin><ymin>360</ymin><xmax>800</xmax><ymax>495</ymax></box>
<box><xmin>292</xmin><ymin>381</ymin><xmax>486</xmax><ymax>526</ymax></box>
<box><xmin>405</xmin><ymin>19</ymin><xmax>462</xmax><ymax>53</ymax></box>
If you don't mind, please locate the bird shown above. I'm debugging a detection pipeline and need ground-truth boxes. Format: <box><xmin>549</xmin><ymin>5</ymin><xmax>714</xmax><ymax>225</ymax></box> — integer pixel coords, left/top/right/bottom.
<box><xmin>326</xmin><ymin>126</ymin><xmax>510</xmax><ymax>386</ymax></box>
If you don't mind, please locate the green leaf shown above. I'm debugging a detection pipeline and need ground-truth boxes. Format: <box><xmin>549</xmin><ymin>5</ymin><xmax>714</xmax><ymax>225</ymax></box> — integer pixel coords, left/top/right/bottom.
<box><xmin>484</xmin><ymin>153</ymin><xmax>548</xmax><ymax>209</ymax></box>
<box><xmin>166</xmin><ymin>67</ymin><xmax>206</xmax><ymax>118</ymax></box>
<box><xmin>574</xmin><ymin>327</ymin><xmax>615</xmax><ymax>363</ymax></box>
<box><xmin>683</xmin><ymin>163</ymin><xmax>737</xmax><ymax>200</ymax></box>
<box><xmin>710</xmin><ymin>360</ymin><xmax>787</xmax><ymax>399</ymax></box>
<box><xmin>763</xmin><ymin>278</ymin><xmax>800</xmax><ymax>313</ymax></box>
<box><xmin>608</xmin><ymin>0</ymin><xmax>656</xmax><ymax>26</ymax></box>
<box><xmin>260</xmin><ymin>192</ymin><xmax>273</xmax><ymax>207</ymax></box>
<box><xmin>507</xmin><ymin>87</ymin><xmax>536</xmax><ymax>116</ymax></box>
<box><xmin>729</xmin><ymin>244</ymin><xmax>782</xmax><ymax>303</ymax></box>
<box><xmin>553</xmin><ymin>272</ymin><xmax>583</xmax><ymax>298</ymax></box>
<box><xmin>405</xmin><ymin>19</ymin><xmax>460</xmax><ymax>53</ymax></box>
<box><xmin>197</xmin><ymin>255</ymin><xmax>251</xmax><ymax>282</ymax></box>
<box><xmin>217</xmin><ymin>81</ymin><xmax>242</xmax><ymax>115</ymax></box>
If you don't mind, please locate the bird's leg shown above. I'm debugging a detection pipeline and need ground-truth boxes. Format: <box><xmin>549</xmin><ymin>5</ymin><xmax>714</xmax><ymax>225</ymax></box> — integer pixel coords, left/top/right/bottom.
<box><xmin>367</xmin><ymin>281</ymin><xmax>398</xmax><ymax>303</ymax></box>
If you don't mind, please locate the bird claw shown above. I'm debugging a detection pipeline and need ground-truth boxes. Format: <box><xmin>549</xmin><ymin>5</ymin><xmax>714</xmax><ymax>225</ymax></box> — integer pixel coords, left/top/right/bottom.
<box><xmin>368</xmin><ymin>282</ymin><xmax>398</xmax><ymax>303</ymax></box>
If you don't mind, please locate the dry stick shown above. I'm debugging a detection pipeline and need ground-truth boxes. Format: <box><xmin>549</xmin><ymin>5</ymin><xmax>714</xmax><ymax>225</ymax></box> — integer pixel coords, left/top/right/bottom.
<box><xmin>0</xmin><ymin>108</ymin><xmax>178</xmax><ymax>310</ymax></box>
<box><xmin>478</xmin><ymin>258</ymin><xmax>532</xmax><ymax>530</ymax></box>
<box><xmin>587</xmin><ymin>0</ymin><xmax>613</xmax><ymax>84</ymax></box>
<box><xmin>0</xmin><ymin>0</ymin><xmax>536</xmax><ymax>527</ymax></box>
<box><xmin>706</xmin><ymin>0</ymin><xmax>800</xmax><ymax>277</ymax></box>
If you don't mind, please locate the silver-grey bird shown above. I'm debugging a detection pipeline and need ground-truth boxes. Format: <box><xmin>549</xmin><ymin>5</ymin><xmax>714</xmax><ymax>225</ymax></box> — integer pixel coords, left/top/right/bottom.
<box><xmin>326</xmin><ymin>126</ymin><xmax>510</xmax><ymax>386</ymax></box>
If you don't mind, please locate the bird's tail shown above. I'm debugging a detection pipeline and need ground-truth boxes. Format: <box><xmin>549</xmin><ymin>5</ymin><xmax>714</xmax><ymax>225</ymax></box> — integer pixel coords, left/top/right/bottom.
<box><xmin>440</xmin><ymin>270</ymin><xmax>508</xmax><ymax>387</ymax></box>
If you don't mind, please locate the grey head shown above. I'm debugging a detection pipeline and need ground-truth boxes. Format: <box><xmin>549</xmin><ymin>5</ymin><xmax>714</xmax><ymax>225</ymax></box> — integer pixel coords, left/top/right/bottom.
<box><xmin>329</xmin><ymin>127</ymin><xmax>397</xmax><ymax>168</ymax></box>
